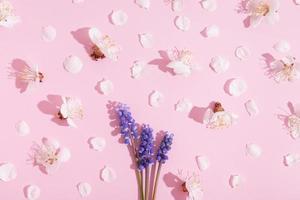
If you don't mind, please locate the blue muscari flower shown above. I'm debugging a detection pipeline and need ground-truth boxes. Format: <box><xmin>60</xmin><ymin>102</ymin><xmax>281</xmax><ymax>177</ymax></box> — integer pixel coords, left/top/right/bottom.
<box><xmin>156</xmin><ymin>132</ymin><xmax>174</xmax><ymax>164</ymax></box>
<box><xmin>116</xmin><ymin>103</ymin><xmax>138</xmax><ymax>145</ymax></box>
<box><xmin>137</xmin><ymin>124</ymin><xmax>154</xmax><ymax>170</ymax></box>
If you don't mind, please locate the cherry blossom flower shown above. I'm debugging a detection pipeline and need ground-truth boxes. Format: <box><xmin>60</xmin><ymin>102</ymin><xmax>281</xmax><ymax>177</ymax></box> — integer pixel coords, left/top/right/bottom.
<box><xmin>166</xmin><ymin>48</ymin><xmax>200</xmax><ymax>76</ymax></box>
<box><xmin>32</xmin><ymin>138</ymin><xmax>71</xmax><ymax>174</ymax></box>
<box><xmin>270</xmin><ymin>56</ymin><xmax>300</xmax><ymax>83</ymax></box>
<box><xmin>285</xmin><ymin>104</ymin><xmax>300</xmax><ymax>139</ymax></box>
<box><xmin>246</xmin><ymin>0</ymin><xmax>280</xmax><ymax>27</ymax></box>
<box><xmin>178</xmin><ymin>170</ymin><xmax>203</xmax><ymax>200</ymax></box>
<box><xmin>203</xmin><ymin>102</ymin><xmax>238</xmax><ymax>129</ymax></box>
<box><xmin>58</xmin><ymin>96</ymin><xmax>83</xmax><ymax>128</ymax></box>
<box><xmin>0</xmin><ymin>0</ymin><xmax>20</xmax><ymax>28</ymax></box>
<box><xmin>88</xmin><ymin>27</ymin><xmax>121</xmax><ymax>61</ymax></box>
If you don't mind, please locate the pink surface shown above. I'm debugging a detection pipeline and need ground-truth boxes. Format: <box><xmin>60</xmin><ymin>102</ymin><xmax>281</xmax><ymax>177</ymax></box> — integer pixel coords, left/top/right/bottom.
<box><xmin>1</xmin><ymin>0</ymin><xmax>300</xmax><ymax>199</ymax></box>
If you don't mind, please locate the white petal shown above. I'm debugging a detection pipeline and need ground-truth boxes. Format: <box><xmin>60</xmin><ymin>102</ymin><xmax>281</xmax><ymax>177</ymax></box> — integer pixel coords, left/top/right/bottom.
<box><xmin>131</xmin><ymin>61</ymin><xmax>146</xmax><ymax>79</ymax></box>
<box><xmin>98</xmin><ymin>79</ymin><xmax>114</xmax><ymax>95</ymax></box>
<box><xmin>284</xmin><ymin>153</ymin><xmax>300</xmax><ymax>166</ymax></box>
<box><xmin>246</xmin><ymin>143</ymin><xmax>262</xmax><ymax>158</ymax></box>
<box><xmin>167</xmin><ymin>61</ymin><xmax>192</xmax><ymax>76</ymax></box>
<box><xmin>41</xmin><ymin>25</ymin><xmax>56</xmax><ymax>42</ymax></box>
<box><xmin>229</xmin><ymin>175</ymin><xmax>241</xmax><ymax>188</ymax></box>
<box><xmin>15</xmin><ymin>120</ymin><xmax>30</xmax><ymax>136</ymax></box>
<box><xmin>210</xmin><ymin>56</ymin><xmax>230</xmax><ymax>73</ymax></box>
<box><xmin>42</xmin><ymin>138</ymin><xmax>60</xmax><ymax>149</ymax></box>
<box><xmin>100</xmin><ymin>166</ymin><xmax>117</xmax><ymax>183</ymax></box>
<box><xmin>135</xmin><ymin>0</ymin><xmax>150</xmax><ymax>9</ymax></box>
<box><xmin>228</xmin><ymin>79</ymin><xmax>247</xmax><ymax>96</ymax></box>
<box><xmin>63</xmin><ymin>55</ymin><xmax>83</xmax><ymax>74</ymax></box>
<box><xmin>235</xmin><ymin>46</ymin><xmax>250</xmax><ymax>60</ymax></box>
<box><xmin>203</xmin><ymin>108</ymin><xmax>213</xmax><ymax>124</ymax></box>
<box><xmin>175</xmin><ymin>16</ymin><xmax>191</xmax><ymax>31</ymax></box>
<box><xmin>245</xmin><ymin>100</ymin><xmax>259</xmax><ymax>116</ymax></box>
<box><xmin>25</xmin><ymin>185</ymin><xmax>41</xmax><ymax>200</ymax></box>
<box><xmin>196</xmin><ymin>156</ymin><xmax>210</xmax><ymax>171</ymax></box>
<box><xmin>172</xmin><ymin>0</ymin><xmax>183</xmax><ymax>12</ymax></box>
<box><xmin>111</xmin><ymin>10</ymin><xmax>128</xmax><ymax>26</ymax></box>
<box><xmin>139</xmin><ymin>33</ymin><xmax>154</xmax><ymax>48</ymax></box>
<box><xmin>0</xmin><ymin>15</ymin><xmax>20</xmax><ymax>28</ymax></box>
<box><xmin>149</xmin><ymin>90</ymin><xmax>164</xmax><ymax>107</ymax></box>
<box><xmin>59</xmin><ymin>148</ymin><xmax>71</xmax><ymax>162</ymax></box>
<box><xmin>273</xmin><ymin>40</ymin><xmax>291</xmax><ymax>53</ymax></box>
<box><xmin>175</xmin><ymin>98</ymin><xmax>193</xmax><ymax>112</ymax></box>
<box><xmin>0</xmin><ymin>163</ymin><xmax>17</xmax><ymax>182</ymax></box>
<box><xmin>249</xmin><ymin>15</ymin><xmax>263</xmax><ymax>28</ymax></box>
<box><xmin>67</xmin><ymin>118</ymin><xmax>77</xmax><ymax>128</ymax></box>
<box><xmin>294</xmin><ymin>0</ymin><xmax>300</xmax><ymax>5</ymax></box>
<box><xmin>77</xmin><ymin>182</ymin><xmax>92</xmax><ymax>197</ymax></box>
<box><xmin>203</xmin><ymin>25</ymin><xmax>219</xmax><ymax>38</ymax></box>
<box><xmin>73</xmin><ymin>0</ymin><xmax>84</xmax><ymax>3</ymax></box>
<box><xmin>201</xmin><ymin>0</ymin><xmax>217</xmax><ymax>12</ymax></box>
<box><xmin>89</xmin><ymin>137</ymin><xmax>106</xmax><ymax>151</ymax></box>
<box><xmin>88</xmin><ymin>27</ymin><xmax>102</xmax><ymax>45</ymax></box>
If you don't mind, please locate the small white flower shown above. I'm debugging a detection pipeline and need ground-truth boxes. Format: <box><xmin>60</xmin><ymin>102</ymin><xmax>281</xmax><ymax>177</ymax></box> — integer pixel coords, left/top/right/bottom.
<box><xmin>175</xmin><ymin>16</ymin><xmax>191</xmax><ymax>31</ymax></box>
<box><xmin>110</xmin><ymin>10</ymin><xmax>128</xmax><ymax>26</ymax></box>
<box><xmin>203</xmin><ymin>102</ymin><xmax>238</xmax><ymax>129</ymax></box>
<box><xmin>63</xmin><ymin>55</ymin><xmax>83</xmax><ymax>74</ymax></box>
<box><xmin>149</xmin><ymin>90</ymin><xmax>164</xmax><ymax>107</ymax></box>
<box><xmin>228</xmin><ymin>78</ymin><xmax>248</xmax><ymax>96</ymax></box>
<box><xmin>139</xmin><ymin>33</ymin><xmax>154</xmax><ymax>48</ymax></box>
<box><xmin>235</xmin><ymin>46</ymin><xmax>250</xmax><ymax>60</ymax></box>
<box><xmin>100</xmin><ymin>166</ymin><xmax>117</xmax><ymax>183</ymax></box>
<box><xmin>0</xmin><ymin>0</ymin><xmax>20</xmax><ymax>28</ymax></box>
<box><xmin>131</xmin><ymin>61</ymin><xmax>146</xmax><ymax>79</ymax></box>
<box><xmin>98</xmin><ymin>79</ymin><xmax>114</xmax><ymax>95</ymax></box>
<box><xmin>16</xmin><ymin>62</ymin><xmax>44</xmax><ymax>88</ymax></box>
<box><xmin>202</xmin><ymin>25</ymin><xmax>219</xmax><ymax>38</ymax></box>
<box><xmin>89</xmin><ymin>137</ymin><xmax>106</xmax><ymax>151</ymax></box>
<box><xmin>247</xmin><ymin>0</ymin><xmax>280</xmax><ymax>28</ymax></box>
<box><xmin>88</xmin><ymin>27</ymin><xmax>121</xmax><ymax>61</ymax></box>
<box><xmin>59</xmin><ymin>96</ymin><xmax>83</xmax><ymax>128</ymax></box>
<box><xmin>25</xmin><ymin>185</ymin><xmax>41</xmax><ymax>200</ymax></box>
<box><xmin>167</xmin><ymin>48</ymin><xmax>200</xmax><ymax>76</ymax></box>
<box><xmin>178</xmin><ymin>170</ymin><xmax>203</xmax><ymax>200</ymax></box>
<box><xmin>229</xmin><ymin>175</ymin><xmax>241</xmax><ymax>188</ymax></box>
<box><xmin>77</xmin><ymin>182</ymin><xmax>92</xmax><ymax>197</ymax></box>
<box><xmin>0</xmin><ymin>162</ymin><xmax>17</xmax><ymax>182</ymax></box>
<box><xmin>270</xmin><ymin>56</ymin><xmax>300</xmax><ymax>83</ymax></box>
<box><xmin>201</xmin><ymin>0</ymin><xmax>217</xmax><ymax>12</ymax></box>
<box><xmin>210</xmin><ymin>56</ymin><xmax>230</xmax><ymax>73</ymax></box>
<box><xmin>33</xmin><ymin>138</ymin><xmax>71</xmax><ymax>174</ymax></box>
<box><xmin>175</xmin><ymin>98</ymin><xmax>193</xmax><ymax>112</ymax></box>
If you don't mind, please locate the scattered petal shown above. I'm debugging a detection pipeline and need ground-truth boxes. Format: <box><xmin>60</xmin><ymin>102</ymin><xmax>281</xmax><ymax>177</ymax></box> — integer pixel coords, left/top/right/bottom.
<box><xmin>77</xmin><ymin>182</ymin><xmax>92</xmax><ymax>197</ymax></box>
<box><xmin>172</xmin><ymin>0</ymin><xmax>183</xmax><ymax>12</ymax></box>
<box><xmin>149</xmin><ymin>90</ymin><xmax>164</xmax><ymax>107</ymax></box>
<box><xmin>202</xmin><ymin>25</ymin><xmax>219</xmax><ymax>38</ymax></box>
<box><xmin>201</xmin><ymin>0</ymin><xmax>217</xmax><ymax>12</ymax></box>
<box><xmin>229</xmin><ymin>175</ymin><xmax>241</xmax><ymax>188</ymax></box>
<box><xmin>98</xmin><ymin>79</ymin><xmax>114</xmax><ymax>95</ymax></box>
<box><xmin>228</xmin><ymin>79</ymin><xmax>247</xmax><ymax>96</ymax></box>
<box><xmin>175</xmin><ymin>16</ymin><xmax>191</xmax><ymax>31</ymax></box>
<box><xmin>41</xmin><ymin>25</ymin><xmax>56</xmax><ymax>42</ymax></box>
<box><xmin>246</xmin><ymin>143</ymin><xmax>262</xmax><ymax>158</ymax></box>
<box><xmin>0</xmin><ymin>163</ymin><xmax>17</xmax><ymax>182</ymax></box>
<box><xmin>25</xmin><ymin>185</ymin><xmax>41</xmax><ymax>200</ymax></box>
<box><xmin>245</xmin><ymin>100</ymin><xmax>259</xmax><ymax>116</ymax></box>
<box><xmin>89</xmin><ymin>137</ymin><xmax>106</xmax><ymax>151</ymax></box>
<box><xmin>15</xmin><ymin>120</ymin><xmax>30</xmax><ymax>136</ymax></box>
<box><xmin>111</xmin><ymin>10</ymin><xmax>128</xmax><ymax>26</ymax></box>
<box><xmin>63</xmin><ymin>55</ymin><xmax>83</xmax><ymax>74</ymax></box>
<box><xmin>131</xmin><ymin>61</ymin><xmax>146</xmax><ymax>79</ymax></box>
<box><xmin>196</xmin><ymin>156</ymin><xmax>210</xmax><ymax>171</ymax></box>
<box><xmin>175</xmin><ymin>98</ymin><xmax>193</xmax><ymax>112</ymax></box>
<box><xmin>273</xmin><ymin>40</ymin><xmax>291</xmax><ymax>53</ymax></box>
<box><xmin>139</xmin><ymin>33</ymin><xmax>154</xmax><ymax>48</ymax></box>
<box><xmin>59</xmin><ymin>148</ymin><xmax>71</xmax><ymax>162</ymax></box>
<box><xmin>210</xmin><ymin>56</ymin><xmax>230</xmax><ymax>73</ymax></box>
<box><xmin>284</xmin><ymin>153</ymin><xmax>300</xmax><ymax>166</ymax></box>
<box><xmin>135</xmin><ymin>0</ymin><xmax>150</xmax><ymax>9</ymax></box>
<box><xmin>235</xmin><ymin>46</ymin><xmax>250</xmax><ymax>60</ymax></box>
<box><xmin>295</xmin><ymin>0</ymin><xmax>300</xmax><ymax>5</ymax></box>
<box><xmin>100</xmin><ymin>166</ymin><xmax>117</xmax><ymax>183</ymax></box>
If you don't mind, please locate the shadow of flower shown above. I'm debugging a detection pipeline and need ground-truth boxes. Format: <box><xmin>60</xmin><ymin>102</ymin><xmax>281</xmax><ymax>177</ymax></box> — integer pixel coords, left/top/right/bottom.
<box><xmin>148</xmin><ymin>50</ymin><xmax>175</xmax><ymax>75</ymax></box>
<box><xmin>8</xmin><ymin>58</ymin><xmax>31</xmax><ymax>93</ymax></box>
<box><xmin>188</xmin><ymin>101</ymin><xmax>215</xmax><ymax>124</ymax></box>
<box><xmin>163</xmin><ymin>172</ymin><xmax>186</xmax><ymax>200</ymax></box>
<box><xmin>261</xmin><ymin>53</ymin><xmax>276</xmax><ymax>79</ymax></box>
<box><xmin>71</xmin><ymin>27</ymin><xmax>93</xmax><ymax>56</ymax></box>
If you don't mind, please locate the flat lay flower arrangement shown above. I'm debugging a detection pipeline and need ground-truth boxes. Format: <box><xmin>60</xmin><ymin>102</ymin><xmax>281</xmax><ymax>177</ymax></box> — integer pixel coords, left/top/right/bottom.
<box><xmin>1</xmin><ymin>0</ymin><xmax>300</xmax><ymax>199</ymax></box>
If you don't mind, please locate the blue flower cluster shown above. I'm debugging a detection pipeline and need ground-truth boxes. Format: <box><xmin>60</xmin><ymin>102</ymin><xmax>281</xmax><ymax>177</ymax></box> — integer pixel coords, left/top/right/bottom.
<box><xmin>137</xmin><ymin>124</ymin><xmax>154</xmax><ymax>170</ymax></box>
<box><xmin>156</xmin><ymin>133</ymin><xmax>174</xmax><ymax>164</ymax></box>
<box><xmin>116</xmin><ymin>103</ymin><xmax>138</xmax><ymax>145</ymax></box>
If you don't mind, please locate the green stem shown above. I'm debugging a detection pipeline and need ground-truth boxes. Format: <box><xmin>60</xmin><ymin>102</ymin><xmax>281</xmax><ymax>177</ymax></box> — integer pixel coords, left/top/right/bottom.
<box><xmin>145</xmin><ymin>167</ymin><xmax>150</xmax><ymax>200</ymax></box>
<box><xmin>152</xmin><ymin>162</ymin><xmax>162</xmax><ymax>200</ymax></box>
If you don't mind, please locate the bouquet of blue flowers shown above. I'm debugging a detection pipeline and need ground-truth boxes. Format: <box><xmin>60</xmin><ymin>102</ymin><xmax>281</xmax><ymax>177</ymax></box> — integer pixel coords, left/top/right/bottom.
<box><xmin>115</xmin><ymin>103</ymin><xmax>174</xmax><ymax>200</ymax></box>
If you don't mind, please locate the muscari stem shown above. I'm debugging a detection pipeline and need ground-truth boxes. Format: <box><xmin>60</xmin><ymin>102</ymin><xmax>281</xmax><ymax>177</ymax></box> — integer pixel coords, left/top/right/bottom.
<box><xmin>145</xmin><ymin>167</ymin><xmax>150</xmax><ymax>200</ymax></box>
<box><xmin>152</xmin><ymin>162</ymin><xmax>162</xmax><ymax>200</ymax></box>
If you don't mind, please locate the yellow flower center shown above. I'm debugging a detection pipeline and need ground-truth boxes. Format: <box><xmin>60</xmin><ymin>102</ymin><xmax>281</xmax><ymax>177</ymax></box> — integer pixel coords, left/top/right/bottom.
<box><xmin>255</xmin><ymin>3</ymin><xmax>270</xmax><ymax>16</ymax></box>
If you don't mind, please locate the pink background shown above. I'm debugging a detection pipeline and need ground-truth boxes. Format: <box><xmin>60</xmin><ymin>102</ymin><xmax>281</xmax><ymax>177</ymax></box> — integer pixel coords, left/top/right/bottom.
<box><xmin>1</xmin><ymin>0</ymin><xmax>300</xmax><ymax>199</ymax></box>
